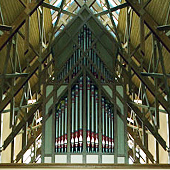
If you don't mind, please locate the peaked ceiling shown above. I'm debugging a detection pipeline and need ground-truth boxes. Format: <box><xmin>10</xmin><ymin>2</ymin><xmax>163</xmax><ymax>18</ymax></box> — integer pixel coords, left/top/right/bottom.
<box><xmin>0</xmin><ymin>0</ymin><xmax>170</xmax><ymax>164</ymax></box>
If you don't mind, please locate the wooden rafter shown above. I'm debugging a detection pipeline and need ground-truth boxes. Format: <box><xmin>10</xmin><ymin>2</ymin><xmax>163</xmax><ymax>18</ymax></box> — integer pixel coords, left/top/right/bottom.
<box><xmin>125</xmin><ymin>0</ymin><xmax>170</xmax><ymax>54</ymax></box>
<box><xmin>0</xmin><ymin>0</ymin><xmax>44</xmax><ymax>51</ymax></box>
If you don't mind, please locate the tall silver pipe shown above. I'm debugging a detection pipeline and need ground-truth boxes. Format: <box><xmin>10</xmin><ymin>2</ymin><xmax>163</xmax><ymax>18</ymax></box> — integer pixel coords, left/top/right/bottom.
<box><xmin>95</xmin><ymin>91</ymin><xmax>99</xmax><ymax>152</ymax></box>
<box><xmin>108</xmin><ymin>108</ymin><xmax>112</xmax><ymax>152</ymax></box>
<box><xmin>75</xmin><ymin>46</ymin><xmax>78</xmax><ymax>74</ymax></box>
<box><xmin>75</xmin><ymin>85</ymin><xmax>79</xmax><ymax>152</ymax></box>
<box><xmin>88</xmin><ymin>31</ymin><xmax>92</xmax><ymax>67</ymax></box>
<box><xmin>78</xmin><ymin>35</ymin><xmax>81</xmax><ymax>59</ymax></box>
<box><xmin>91</xmin><ymin>85</ymin><xmax>95</xmax><ymax>152</ymax></box>
<box><xmin>86</xmin><ymin>28</ymin><xmax>89</xmax><ymax>66</ymax></box>
<box><xmin>64</xmin><ymin>65</ymin><xmax>66</xmax><ymax>79</ymax></box>
<box><xmin>58</xmin><ymin>108</ymin><xmax>61</xmax><ymax>152</ymax></box>
<box><xmin>83</xmin><ymin>25</ymin><xmax>87</xmax><ymax>66</ymax></box>
<box><xmin>105</xmin><ymin>103</ymin><xmax>108</xmax><ymax>152</ymax></box>
<box><xmin>91</xmin><ymin>50</ymin><xmax>94</xmax><ymax>74</ymax></box>
<box><xmin>87</xmin><ymin>77</ymin><xmax>91</xmax><ymax>152</ymax></box>
<box><xmin>73</xmin><ymin>45</ymin><xmax>76</xmax><ymax>78</ymax></box>
<box><xmin>69</xmin><ymin>58</ymin><xmax>72</xmax><ymax>71</ymax></box>
<box><xmin>61</xmin><ymin>102</ymin><xmax>64</xmax><ymax>152</ymax></box>
<box><xmin>66</xmin><ymin>61</ymin><xmax>69</xmax><ymax>83</ymax></box>
<box><xmin>78</xmin><ymin>35</ymin><xmax>81</xmax><ymax>70</ymax></box>
<box><xmin>83</xmin><ymin>25</ymin><xmax>87</xmax><ymax>52</ymax></box>
<box><xmin>64</xmin><ymin>98</ymin><xmax>68</xmax><ymax>152</ymax></box>
<box><xmin>67</xmin><ymin>60</ymin><xmax>69</xmax><ymax>74</ymax></box>
<box><xmin>101</xmin><ymin>61</ymin><xmax>103</xmax><ymax>81</ymax></box>
<box><xmin>56</xmin><ymin>111</ymin><xmax>59</xmax><ymax>152</ymax></box>
<box><xmin>71</xmin><ymin>90</ymin><xmax>75</xmax><ymax>152</ymax></box>
<box><xmin>102</xmin><ymin>98</ymin><xmax>105</xmax><ymax>152</ymax></box>
<box><xmin>111</xmin><ymin>111</ymin><xmax>114</xmax><ymax>153</ymax></box>
<box><xmin>97</xmin><ymin>56</ymin><xmax>100</xmax><ymax>69</ymax></box>
<box><xmin>94</xmin><ymin>49</ymin><xmax>97</xmax><ymax>78</ymax></box>
<box><xmin>86</xmin><ymin>28</ymin><xmax>89</xmax><ymax>50</ymax></box>
<box><xmin>81</xmin><ymin>32</ymin><xmax>84</xmax><ymax>66</ymax></box>
<box><xmin>79</xmin><ymin>77</ymin><xmax>83</xmax><ymax>152</ymax></box>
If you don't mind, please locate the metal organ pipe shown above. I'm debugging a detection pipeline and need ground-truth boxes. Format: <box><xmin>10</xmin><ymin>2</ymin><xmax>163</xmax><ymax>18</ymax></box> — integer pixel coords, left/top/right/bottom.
<box><xmin>64</xmin><ymin>98</ymin><xmax>68</xmax><ymax>152</ymax></box>
<box><xmin>61</xmin><ymin>103</ymin><xmax>64</xmax><ymax>152</ymax></box>
<box><xmin>71</xmin><ymin>91</ymin><xmax>75</xmax><ymax>152</ymax></box>
<box><xmin>105</xmin><ymin>103</ymin><xmax>108</xmax><ymax>152</ymax></box>
<box><xmin>102</xmin><ymin>98</ymin><xmax>105</xmax><ymax>152</ymax></box>
<box><xmin>108</xmin><ymin>108</ymin><xmax>112</xmax><ymax>152</ymax></box>
<box><xmin>87</xmin><ymin>77</ymin><xmax>91</xmax><ymax>152</ymax></box>
<box><xmin>83</xmin><ymin>25</ymin><xmax>87</xmax><ymax>65</ymax></box>
<box><xmin>78</xmin><ymin>35</ymin><xmax>81</xmax><ymax>69</ymax></box>
<box><xmin>91</xmin><ymin>85</ymin><xmax>95</xmax><ymax>152</ymax></box>
<box><xmin>88</xmin><ymin>31</ymin><xmax>92</xmax><ymax>67</ymax></box>
<box><xmin>111</xmin><ymin>111</ymin><xmax>114</xmax><ymax>152</ymax></box>
<box><xmin>75</xmin><ymin>85</ymin><xmax>79</xmax><ymax>152</ymax></box>
<box><xmin>93</xmin><ymin>44</ymin><xmax>97</xmax><ymax>78</ymax></box>
<box><xmin>95</xmin><ymin>91</ymin><xmax>99</xmax><ymax>152</ymax></box>
<box><xmin>79</xmin><ymin>77</ymin><xmax>83</xmax><ymax>152</ymax></box>
<box><xmin>86</xmin><ymin>28</ymin><xmax>89</xmax><ymax>52</ymax></box>
<box><xmin>56</xmin><ymin>111</ymin><xmax>59</xmax><ymax>152</ymax></box>
<box><xmin>58</xmin><ymin>108</ymin><xmax>61</xmax><ymax>152</ymax></box>
<box><xmin>73</xmin><ymin>45</ymin><xmax>76</xmax><ymax>78</ymax></box>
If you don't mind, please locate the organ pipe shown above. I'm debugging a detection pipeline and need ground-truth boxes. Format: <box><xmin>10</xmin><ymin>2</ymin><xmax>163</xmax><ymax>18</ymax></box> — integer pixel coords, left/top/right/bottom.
<box><xmin>105</xmin><ymin>103</ymin><xmax>108</xmax><ymax>152</ymax></box>
<box><xmin>108</xmin><ymin>108</ymin><xmax>112</xmax><ymax>152</ymax></box>
<box><xmin>75</xmin><ymin>85</ymin><xmax>79</xmax><ymax>152</ymax></box>
<box><xmin>64</xmin><ymin>98</ymin><xmax>68</xmax><ymax>152</ymax></box>
<box><xmin>111</xmin><ymin>111</ymin><xmax>114</xmax><ymax>152</ymax></box>
<box><xmin>71</xmin><ymin>91</ymin><xmax>75</xmax><ymax>152</ymax></box>
<box><xmin>102</xmin><ymin>98</ymin><xmax>105</xmax><ymax>152</ymax></box>
<box><xmin>79</xmin><ymin>77</ymin><xmax>83</xmax><ymax>152</ymax></box>
<box><xmin>87</xmin><ymin>77</ymin><xmax>91</xmax><ymax>152</ymax></box>
<box><xmin>95</xmin><ymin>91</ymin><xmax>99</xmax><ymax>152</ymax></box>
<box><xmin>91</xmin><ymin>85</ymin><xmax>95</xmax><ymax>152</ymax></box>
<box><xmin>61</xmin><ymin>102</ymin><xmax>64</xmax><ymax>152</ymax></box>
<box><xmin>58</xmin><ymin>108</ymin><xmax>61</xmax><ymax>152</ymax></box>
<box><xmin>83</xmin><ymin>25</ymin><xmax>87</xmax><ymax>65</ymax></box>
<box><xmin>56</xmin><ymin>111</ymin><xmax>59</xmax><ymax>152</ymax></box>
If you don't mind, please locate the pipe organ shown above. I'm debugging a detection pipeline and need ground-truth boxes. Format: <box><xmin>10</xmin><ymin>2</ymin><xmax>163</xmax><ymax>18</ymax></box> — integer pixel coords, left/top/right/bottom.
<box><xmin>42</xmin><ymin>5</ymin><xmax>128</xmax><ymax>164</ymax></box>
<box><xmin>55</xmin><ymin>77</ymin><xmax>115</xmax><ymax>154</ymax></box>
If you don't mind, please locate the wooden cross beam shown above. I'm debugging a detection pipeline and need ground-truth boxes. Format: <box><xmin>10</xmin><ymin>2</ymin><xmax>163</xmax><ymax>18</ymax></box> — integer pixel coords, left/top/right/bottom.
<box><xmin>0</xmin><ymin>0</ymin><xmax>44</xmax><ymax>51</ymax></box>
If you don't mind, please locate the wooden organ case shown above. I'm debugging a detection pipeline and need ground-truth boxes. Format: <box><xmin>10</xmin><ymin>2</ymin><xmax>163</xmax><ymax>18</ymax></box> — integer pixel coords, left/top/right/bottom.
<box><xmin>42</xmin><ymin>5</ymin><xmax>128</xmax><ymax>164</ymax></box>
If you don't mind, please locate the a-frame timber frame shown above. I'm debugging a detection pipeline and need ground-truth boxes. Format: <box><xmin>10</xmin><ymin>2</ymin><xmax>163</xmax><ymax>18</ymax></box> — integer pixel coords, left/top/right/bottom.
<box><xmin>0</xmin><ymin>0</ymin><xmax>169</xmax><ymax>164</ymax></box>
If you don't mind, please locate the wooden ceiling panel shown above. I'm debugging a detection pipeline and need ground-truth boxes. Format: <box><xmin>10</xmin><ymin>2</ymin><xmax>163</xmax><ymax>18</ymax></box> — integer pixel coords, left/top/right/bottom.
<box><xmin>0</xmin><ymin>0</ymin><xmax>24</xmax><ymax>25</ymax></box>
<box><xmin>145</xmin><ymin>0</ymin><xmax>170</xmax><ymax>26</ymax></box>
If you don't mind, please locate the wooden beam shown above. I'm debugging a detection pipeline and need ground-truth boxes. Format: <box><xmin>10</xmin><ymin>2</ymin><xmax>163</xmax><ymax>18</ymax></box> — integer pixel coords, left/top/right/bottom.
<box><xmin>18</xmin><ymin>0</ymin><xmax>27</xmax><ymax>8</ymax></box>
<box><xmin>95</xmin><ymin>3</ymin><xmax>129</xmax><ymax>17</ymax></box>
<box><xmin>127</xmin><ymin>97</ymin><xmax>167</xmax><ymax>151</ymax></box>
<box><xmin>125</xmin><ymin>0</ymin><xmax>170</xmax><ymax>54</ymax></box>
<box><xmin>18</xmin><ymin>30</ymin><xmax>40</xmax><ymax>58</ymax></box>
<box><xmin>1</xmin><ymin>98</ymin><xmax>42</xmax><ymax>151</ymax></box>
<box><xmin>0</xmin><ymin>73</ymin><xmax>29</xmax><ymax>79</ymax></box>
<box><xmin>15</xmin><ymin>128</ymin><xmax>42</xmax><ymax>163</ymax></box>
<box><xmin>119</xmin><ymin>48</ymin><xmax>170</xmax><ymax>114</ymax></box>
<box><xmin>42</xmin><ymin>2</ymin><xmax>76</xmax><ymax>16</ymax></box>
<box><xmin>141</xmin><ymin>72</ymin><xmax>170</xmax><ymax>78</ymax></box>
<box><xmin>0</xmin><ymin>24</ymin><xmax>12</xmax><ymax>31</ymax></box>
<box><xmin>127</xmin><ymin>126</ymin><xmax>155</xmax><ymax>163</ymax></box>
<box><xmin>142</xmin><ymin>0</ymin><xmax>152</xmax><ymax>9</ymax></box>
<box><xmin>131</xmin><ymin>102</ymin><xmax>167</xmax><ymax>114</ymax></box>
<box><xmin>0</xmin><ymin>48</ymin><xmax>50</xmax><ymax>114</ymax></box>
<box><xmin>0</xmin><ymin>0</ymin><xmax>44</xmax><ymax>51</ymax></box>
<box><xmin>157</xmin><ymin>25</ymin><xmax>170</xmax><ymax>31</ymax></box>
